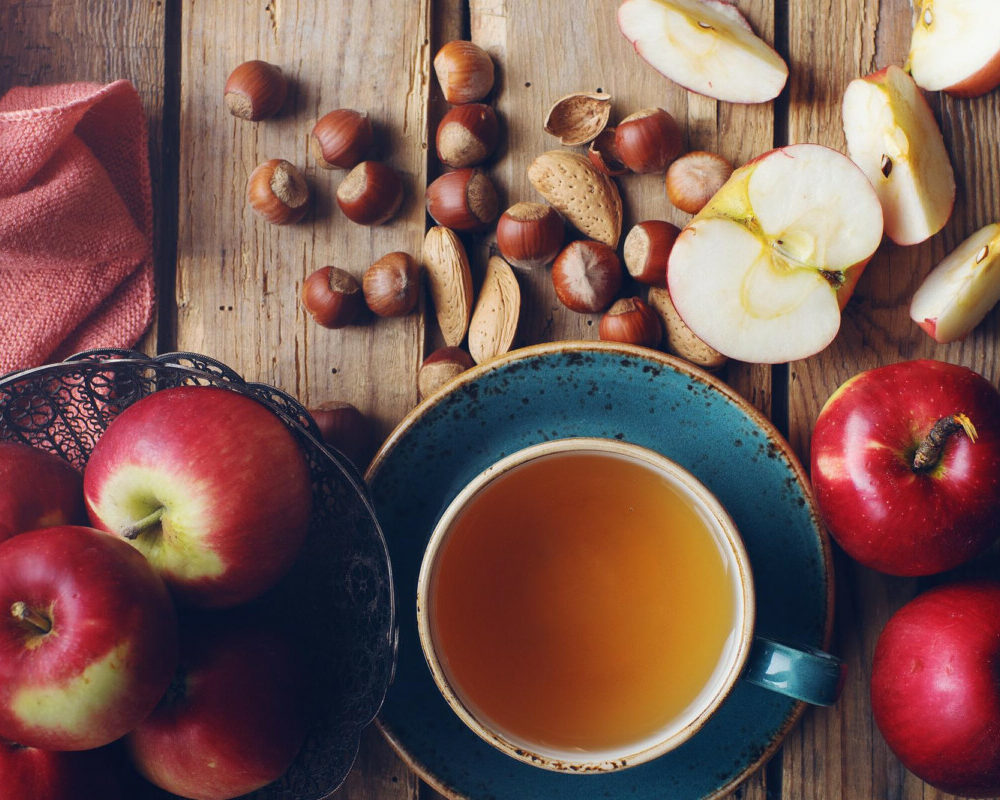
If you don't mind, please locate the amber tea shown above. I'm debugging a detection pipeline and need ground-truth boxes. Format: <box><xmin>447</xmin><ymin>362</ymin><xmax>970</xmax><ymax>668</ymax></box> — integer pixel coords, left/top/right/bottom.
<box><xmin>426</xmin><ymin>444</ymin><xmax>743</xmax><ymax>758</ymax></box>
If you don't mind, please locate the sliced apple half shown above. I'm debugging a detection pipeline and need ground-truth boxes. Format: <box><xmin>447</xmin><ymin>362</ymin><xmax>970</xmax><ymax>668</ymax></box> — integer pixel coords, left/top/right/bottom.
<box><xmin>667</xmin><ymin>144</ymin><xmax>884</xmax><ymax>364</ymax></box>
<box><xmin>842</xmin><ymin>65</ymin><xmax>955</xmax><ymax>247</ymax></box>
<box><xmin>617</xmin><ymin>0</ymin><xmax>788</xmax><ymax>104</ymax></box>
<box><xmin>910</xmin><ymin>223</ymin><xmax>1000</xmax><ymax>343</ymax></box>
<box><xmin>908</xmin><ymin>0</ymin><xmax>1000</xmax><ymax>97</ymax></box>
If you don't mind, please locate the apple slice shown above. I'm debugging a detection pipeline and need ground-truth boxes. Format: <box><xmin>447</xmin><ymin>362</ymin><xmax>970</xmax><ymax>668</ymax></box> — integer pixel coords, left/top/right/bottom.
<box><xmin>910</xmin><ymin>223</ymin><xmax>1000</xmax><ymax>343</ymax></box>
<box><xmin>908</xmin><ymin>0</ymin><xmax>1000</xmax><ymax>98</ymax></box>
<box><xmin>842</xmin><ymin>65</ymin><xmax>955</xmax><ymax>246</ymax></box>
<box><xmin>617</xmin><ymin>0</ymin><xmax>788</xmax><ymax>104</ymax></box>
<box><xmin>667</xmin><ymin>144</ymin><xmax>884</xmax><ymax>364</ymax></box>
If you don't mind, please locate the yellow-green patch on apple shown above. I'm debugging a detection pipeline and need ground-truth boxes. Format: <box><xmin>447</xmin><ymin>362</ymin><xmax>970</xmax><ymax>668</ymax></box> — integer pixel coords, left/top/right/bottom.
<box><xmin>12</xmin><ymin>643</ymin><xmax>132</xmax><ymax>737</ymax></box>
<box><xmin>89</xmin><ymin>465</ymin><xmax>226</xmax><ymax>581</ymax></box>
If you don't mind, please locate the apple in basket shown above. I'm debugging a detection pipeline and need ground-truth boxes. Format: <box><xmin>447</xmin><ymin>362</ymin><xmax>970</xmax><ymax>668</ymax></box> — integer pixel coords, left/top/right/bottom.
<box><xmin>0</xmin><ymin>526</ymin><xmax>177</xmax><ymax>751</ymax></box>
<box><xmin>0</xmin><ymin>740</ymin><xmax>123</xmax><ymax>800</ymax></box>
<box><xmin>0</xmin><ymin>442</ymin><xmax>87</xmax><ymax>542</ymax></box>
<box><xmin>128</xmin><ymin>613</ymin><xmax>307</xmax><ymax>800</ymax></box>
<box><xmin>83</xmin><ymin>385</ymin><xmax>313</xmax><ymax>608</ymax></box>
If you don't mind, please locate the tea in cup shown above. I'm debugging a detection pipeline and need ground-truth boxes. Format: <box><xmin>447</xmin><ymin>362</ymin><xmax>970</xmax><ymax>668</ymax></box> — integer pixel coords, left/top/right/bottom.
<box><xmin>417</xmin><ymin>438</ymin><xmax>841</xmax><ymax>772</ymax></box>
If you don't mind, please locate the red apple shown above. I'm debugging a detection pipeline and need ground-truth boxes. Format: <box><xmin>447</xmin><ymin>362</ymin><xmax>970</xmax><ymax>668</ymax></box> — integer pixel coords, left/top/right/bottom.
<box><xmin>0</xmin><ymin>443</ymin><xmax>86</xmax><ymax>542</ymax></box>
<box><xmin>872</xmin><ymin>581</ymin><xmax>1000</xmax><ymax>797</ymax></box>
<box><xmin>811</xmin><ymin>359</ymin><xmax>1000</xmax><ymax>575</ymax></box>
<box><xmin>0</xmin><ymin>740</ymin><xmax>123</xmax><ymax>800</ymax></box>
<box><xmin>83</xmin><ymin>385</ymin><xmax>313</xmax><ymax>608</ymax></box>
<box><xmin>128</xmin><ymin>614</ymin><xmax>307</xmax><ymax>800</ymax></box>
<box><xmin>0</xmin><ymin>526</ymin><xmax>177</xmax><ymax>751</ymax></box>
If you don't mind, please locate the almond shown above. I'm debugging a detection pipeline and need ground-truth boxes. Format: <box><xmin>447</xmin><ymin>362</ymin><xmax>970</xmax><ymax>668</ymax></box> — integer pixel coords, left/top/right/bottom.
<box><xmin>647</xmin><ymin>286</ymin><xmax>727</xmax><ymax>370</ymax></box>
<box><xmin>468</xmin><ymin>256</ymin><xmax>520</xmax><ymax>364</ymax></box>
<box><xmin>543</xmin><ymin>92</ymin><xmax>612</xmax><ymax>146</ymax></box>
<box><xmin>422</xmin><ymin>226</ymin><xmax>474</xmax><ymax>347</ymax></box>
<box><xmin>527</xmin><ymin>150</ymin><xmax>623</xmax><ymax>248</ymax></box>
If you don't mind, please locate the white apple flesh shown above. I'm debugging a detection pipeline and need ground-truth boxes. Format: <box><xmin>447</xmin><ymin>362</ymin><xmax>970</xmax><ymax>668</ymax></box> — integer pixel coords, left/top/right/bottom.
<box><xmin>910</xmin><ymin>223</ymin><xmax>1000</xmax><ymax>343</ymax></box>
<box><xmin>842</xmin><ymin>65</ymin><xmax>955</xmax><ymax>247</ymax></box>
<box><xmin>667</xmin><ymin>144</ymin><xmax>884</xmax><ymax>364</ymax></box>
<box><xmin>617</xmin><ymin>0</ymin><xmax>788</xmax><ymax>104</ymax></box>
<box><xmin>908</xmin><ymin>0</ymin><xmax>1000</xmax><ymax>98</ymax></box>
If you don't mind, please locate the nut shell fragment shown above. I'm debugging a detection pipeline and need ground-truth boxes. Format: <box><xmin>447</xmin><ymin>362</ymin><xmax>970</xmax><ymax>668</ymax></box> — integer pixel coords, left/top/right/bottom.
<box><xmin>647</xmin><ymin>286</ymin><xmax>726</xmax><ymax>369</ymax></box>
<box><xmin>469</xmin><ymin>257</ymin><xmax>520</xmax><ymax>364</ymax></box>
<box><xmin>543</xmin><ymin>92</ymin><xmax>612</xmax><ymax>146</ymax></box>
<box><xmin>528</xmin><ymin>150</ymin><xmax>623</xmax><ymax>247</ymax></box>
<box><xmin>422</xmin><ymin>226</ymin><xmax>474</xmax><ymax>347</ymax></box>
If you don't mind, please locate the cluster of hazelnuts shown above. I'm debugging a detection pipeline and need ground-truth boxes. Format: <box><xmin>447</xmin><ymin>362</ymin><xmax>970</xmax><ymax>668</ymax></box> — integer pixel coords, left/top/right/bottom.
<box><xmin>223</xmin><ymin>59</ymin><xmax>416</xmax><ymax>331</ymax></box>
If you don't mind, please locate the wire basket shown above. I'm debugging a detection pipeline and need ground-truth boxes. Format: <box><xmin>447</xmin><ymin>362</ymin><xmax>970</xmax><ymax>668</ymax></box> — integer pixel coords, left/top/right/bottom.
<box><xmin>0</xmin><ymin>349</ymin><xmax>397</xmax><ymax>800</ymax></box>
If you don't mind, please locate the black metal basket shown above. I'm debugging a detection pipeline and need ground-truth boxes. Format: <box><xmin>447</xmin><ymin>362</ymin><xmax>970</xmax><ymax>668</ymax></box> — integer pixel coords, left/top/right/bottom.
<box><xmin>0</xmin><ymin>349</ymin><xmax>397</xmax><ymax>800</ymax></box>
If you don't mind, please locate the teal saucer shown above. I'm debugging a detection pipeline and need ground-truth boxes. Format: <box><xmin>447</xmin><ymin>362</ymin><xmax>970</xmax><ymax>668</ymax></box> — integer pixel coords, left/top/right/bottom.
<box><xmin>366</xmin><ymin>342</ymin><xmax>833</xmax><ymax>800</ymax></box>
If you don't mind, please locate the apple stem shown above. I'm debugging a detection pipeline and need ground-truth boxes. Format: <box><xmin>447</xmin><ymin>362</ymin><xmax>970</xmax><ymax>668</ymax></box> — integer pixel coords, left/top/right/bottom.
<box><xmin>912</xmin><ymin>413</ymin><xmax>978</xmax><ymax>472</ymax></box>
<box><xmin>10</xmin><ymin>602</ymin><xmax>52</xmax><ymax>635</ymax></box>
<box><xmin>123</xmin><ymin>507</ymin><xmax>165</xmax><ymax>541</ymax></box>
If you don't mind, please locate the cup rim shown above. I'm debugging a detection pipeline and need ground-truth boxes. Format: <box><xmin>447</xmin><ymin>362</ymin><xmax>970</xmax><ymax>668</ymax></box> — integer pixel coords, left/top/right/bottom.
<box><xmin>416</xmin><ymin>436</ymin><xmax>756</xmax><ymax>773</ymax></box>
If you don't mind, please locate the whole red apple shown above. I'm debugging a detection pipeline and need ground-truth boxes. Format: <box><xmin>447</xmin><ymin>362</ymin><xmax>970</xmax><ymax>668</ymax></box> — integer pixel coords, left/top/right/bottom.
<box><xmin>83</xmin><ymin>385</ymin><xmax>313</xmax><ymax>608</ymax></box>
<box><xmin>0</xmin><ymin>443</ymin><xmax>86</xmax><ymax>542</ymax></box>
<box><xmin>128</xmin><ymin>614</ymin><xmax>307</xmax><ymax>800</ymax></box>
<box><xmin>811</xmin><ymin>359</ymin><xmax>1000</xmax><ymax>575</ymax></box>
<box><xmin>0</xmin><ymin>740</ymin><xmax>123</xmax><ymax>800</ymax></box>
<box><xmin>872</xmin><ymin>581</ymin><xmax>1000</xmax><ymax>797</ymax></box>
<box><xmin>0</xmin><ymin>526</ymin><xmax>177</xmax><ymax>751</ymax></box>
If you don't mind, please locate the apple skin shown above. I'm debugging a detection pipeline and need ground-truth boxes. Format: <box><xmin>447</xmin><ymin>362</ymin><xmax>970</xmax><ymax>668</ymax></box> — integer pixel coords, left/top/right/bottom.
<box><xmin>810</xmin><ymin>359</ymin><xmax>1000</xmax><ymax>576</ymax></box>
<box><xmin>83</xmin><ymin>385</ymin><xmax>313</xmax><ymax>608</ymax></box>
<box><xmin>127</xmin><ymin>614</ymin><xmax>307</xmax><ymax>800</ymax></box>
<box><xmin>0</xmin><ymin>740</ymin><xmax>123</xmax><ymax>800</ymax></box>
<box><xmin>0</xmin><ymin>526</ymin><xmax>177</xmax><ymax>751</ymax></box>
<box><xmin>872</xmin><ymin>581</ymin><xmax>1000</xmax><ymax>797</ymax></box>
<box><xmin>0</xmin><ymin>443</ymin><xmax>86</xmax><ymax>543</ymax></box>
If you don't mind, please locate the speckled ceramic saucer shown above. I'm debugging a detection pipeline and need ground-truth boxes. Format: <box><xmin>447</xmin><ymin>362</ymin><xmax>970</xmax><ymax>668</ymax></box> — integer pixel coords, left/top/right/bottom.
<box><xmin>366</xmin><ymin>341</ymin><xmax>833</xmax><ymax>800</ymax></box>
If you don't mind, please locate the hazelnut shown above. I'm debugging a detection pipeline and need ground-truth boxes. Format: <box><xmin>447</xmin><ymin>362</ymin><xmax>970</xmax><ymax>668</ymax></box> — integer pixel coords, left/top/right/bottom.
<box><xmin>665</xmin><ymin>151</ymin><xmax>734</xmax><ymax>215</ymax></box>
<box><xmin>425</xmin><ymin>168</ymin><xmax>499</xmax><ymax>232</ymax></box>
<box><xmin>436</xmin><ymin>104</ymin><xmax>499</xmax><ymax>169</ymax></box>
<box><xmin>543</xmin><ymin>92</ymin><xmax>612</xmax><ymax>146</ymax></box>
<box><xmin>363</xmin><ymin>252</ymin><xmax>420</xmax><ymax>317</ymax></box>
<box><xmin>433</xmin><ymin>40</ymin><xmax>495</xmax><ymax>105</ymax></box>
<box><xmin>247</xmin><ymin>159</ymin><xmax>309</xmax><ymax>225</ymax></box>
<box><xmin>599</xmin><ymin>297</ymin><xmax>663</xmax><ymax>348</ymax></box>
<box><xmin>623</xmin><ymin>220</ymin><xmax>680</xmax><ymax>287</ymax></box>
<box><xmin>418</xmin><ymin>347</ymin><xmax>475</xmax><ymax>400</ymax></box>
<box><xmin>615</xmin><ymin>108</ymin><xmax>683</xmax><ymax>174</ymax></box>
<box><xmin>587</xmin><ymin>128</ymin><xmax>628</xmax><ymax>177</ymax></box>
<box><xmin>495</xmin><ymin>202</ymin><xmax>564</xmax><ymax>269</ymax></box>
<box><xmin>311</xmin><ymin>109</ymin><xmax>374</xmax><ymax>170</ymax></box>
<box><xmin>224</xmin><ymin>60</ymin><xmax>287</xmax><ymax>121</ymax></box>
<box><xmin>309</xmin><ymin>401</ymin><xmax>374</xmax><ymax>467</ymax></box>
<box><xmin>551</xmin><ymin>240</ymin><xmax>622</xmax><ymax>313</ymax></box>
<box><xmin>336</xmin><ymin>161</ymin><xmax>404</xmax><ymax>226</ymax></box>
<box><xmin>302</xmin><ymin>266</ymin><xmax>366</xmax><ymax>329</ymax></box>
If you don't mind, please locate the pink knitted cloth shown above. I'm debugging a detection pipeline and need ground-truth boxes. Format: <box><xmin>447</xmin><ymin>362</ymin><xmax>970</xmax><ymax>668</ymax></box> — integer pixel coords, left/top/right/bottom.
<box><xmin>0</xmin><ymin>80</ymin><xmax>155</xmax><ymax>374</ymax></box>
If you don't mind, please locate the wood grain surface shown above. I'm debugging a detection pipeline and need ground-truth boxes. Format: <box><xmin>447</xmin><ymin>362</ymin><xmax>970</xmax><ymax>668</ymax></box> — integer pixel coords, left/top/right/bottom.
<box><xmin>2</xmin><ymin>1</ymin><xmax>999</xmax><ymax>798</ymax></box>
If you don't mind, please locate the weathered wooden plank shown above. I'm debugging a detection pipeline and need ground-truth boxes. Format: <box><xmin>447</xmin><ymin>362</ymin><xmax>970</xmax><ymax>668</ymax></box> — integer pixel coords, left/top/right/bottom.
<box><xmin>783</xmin><ymin>0</ymin><xmax>1000</xmax><ymax>798</ymax></box>
<box><xmin>464</xmin><ymin>2</ymin><xmax>775</xmax><ymax>798</ymax></box>
<box><xmin>175</xmin><ymin>1</ymin><xmax>432</xmax><ymax>798</ymax></box>
<box><xmin>0</xmin><ymin>0</ymin><xmax>169</xmax><ymax>356</ymax></box>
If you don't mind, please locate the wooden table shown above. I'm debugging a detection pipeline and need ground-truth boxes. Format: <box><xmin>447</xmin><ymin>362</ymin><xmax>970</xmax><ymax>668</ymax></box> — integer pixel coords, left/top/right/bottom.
<box><xmin>3</xmin><ymin>1</ymin><xmax>998</xmax><ymax>798</ymax></box>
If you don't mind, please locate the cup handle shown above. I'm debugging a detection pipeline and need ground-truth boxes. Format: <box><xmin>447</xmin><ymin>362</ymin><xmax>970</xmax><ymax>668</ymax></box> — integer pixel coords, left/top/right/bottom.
<box><xmin>742</xmin><ymin>637</ymin><xmax>845</xmax><ymax>706</ymax></box>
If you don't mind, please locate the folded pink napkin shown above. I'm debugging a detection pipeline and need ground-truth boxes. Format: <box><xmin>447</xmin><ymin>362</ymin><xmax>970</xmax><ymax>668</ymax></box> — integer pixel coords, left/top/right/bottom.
<box><xmin>0</xmin><ymin>79</ymin><xmax>155</xmax><ymax>374</ymax></box>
